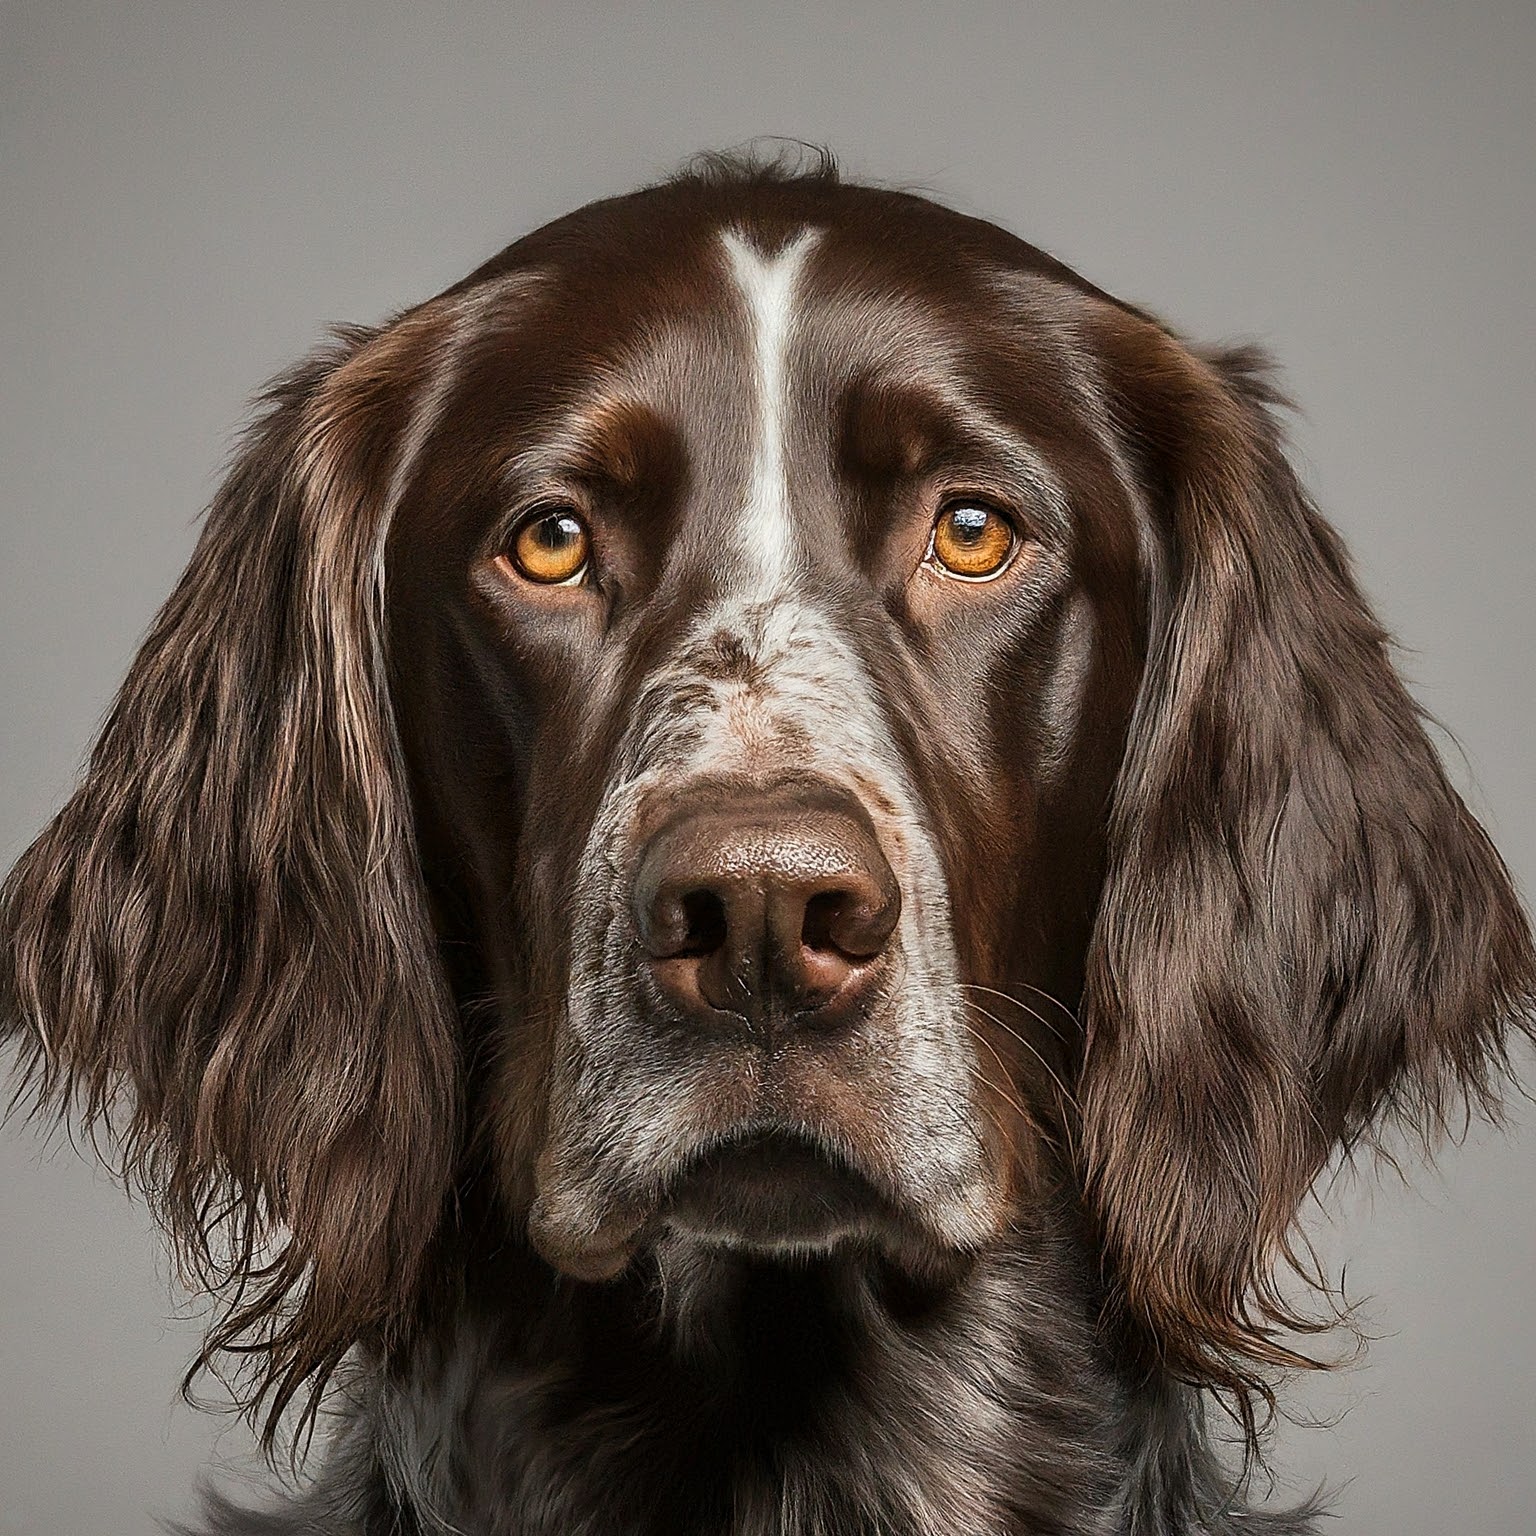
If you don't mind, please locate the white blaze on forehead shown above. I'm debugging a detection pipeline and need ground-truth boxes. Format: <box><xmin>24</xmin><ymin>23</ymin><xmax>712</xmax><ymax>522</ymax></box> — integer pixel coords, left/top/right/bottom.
<box><xmin>719</xmin><ymin>225</ymin><xmax>821</xmax><ymax>587</ymax></box>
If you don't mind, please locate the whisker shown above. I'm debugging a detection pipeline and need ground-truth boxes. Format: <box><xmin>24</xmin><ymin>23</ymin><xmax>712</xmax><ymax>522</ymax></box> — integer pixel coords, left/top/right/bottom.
<box><xmin>957</xmin><ymin>982</ymin><xmax>1075</xmax><ymax>1046</ymax></box>
<box><xmin>960</xmin><ymin>997</ymin><xmax>1077</xmax><ymax>1132</ymax></box>
<box><xmin>963</xmin><ymin>1025</ymin><xmax>1039</xmax><ymax>1126</ymax></box>
<box><xmin>969</xmin><ymin>1070</ymin><xmax>1054</xmax><ymax>1170</ymax></box>
<box><xmin>961</xmin><ymin>1024</ymin><xmax>1065</xmax><ymax>1160</ymax></box>
<box><xmin>1014</xmin><ymin>981</ymin><xmax>1082</xmax><ymax>1031</ymax></box>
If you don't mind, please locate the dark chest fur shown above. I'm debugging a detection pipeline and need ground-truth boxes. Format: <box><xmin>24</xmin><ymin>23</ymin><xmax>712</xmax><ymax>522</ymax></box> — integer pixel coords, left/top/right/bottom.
<box><xmin>197</xmin><ymin>1227</ymin><xmax>1319</xmax><ymax>1536</ymax></box>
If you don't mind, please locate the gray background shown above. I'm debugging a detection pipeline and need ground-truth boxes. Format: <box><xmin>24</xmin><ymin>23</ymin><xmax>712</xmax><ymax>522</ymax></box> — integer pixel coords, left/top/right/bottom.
<box><xmin>1</xmin><ymin>3</ymin><xmax>1531</xmax><ymax>1532</ymax></box>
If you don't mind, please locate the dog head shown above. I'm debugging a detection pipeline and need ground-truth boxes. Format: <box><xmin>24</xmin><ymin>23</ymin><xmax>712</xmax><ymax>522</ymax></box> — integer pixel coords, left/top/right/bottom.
<box><xmin>5</xmin><ymin>149</ymin><xmax>1531</xmax><ymax>1442</ymax></box>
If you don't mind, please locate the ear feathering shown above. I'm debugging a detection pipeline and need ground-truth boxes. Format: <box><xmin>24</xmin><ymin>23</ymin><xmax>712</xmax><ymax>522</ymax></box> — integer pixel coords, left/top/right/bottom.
<box><xmin>0</xmin><ymin>310</ymin><xmax>469</xmax><ymax>1450</ymax></box>
<box><xmin>1078</xmin><ymin>314</ymin><xmax>1536</xmax><ymax>1444</ymax></box>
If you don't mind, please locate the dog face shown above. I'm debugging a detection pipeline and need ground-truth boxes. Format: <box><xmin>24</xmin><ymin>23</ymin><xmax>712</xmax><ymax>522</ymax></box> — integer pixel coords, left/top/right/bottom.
<box><xmin>4</xmin><ymin>156</ymin><xmax>1530</xmax><ymax>1442</ymax></box>
<box><xmin>384</xmin><ymin>195</ymin><xmax>1144</xmax><ymax>1287</ymax></box>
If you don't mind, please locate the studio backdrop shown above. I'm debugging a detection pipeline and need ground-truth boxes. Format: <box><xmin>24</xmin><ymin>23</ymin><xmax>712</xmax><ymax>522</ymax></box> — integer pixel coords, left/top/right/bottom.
<box><xmin>1</xmin><ymin>5</ymin><xmax>1531</xmax><ymax>1535</ymax></box>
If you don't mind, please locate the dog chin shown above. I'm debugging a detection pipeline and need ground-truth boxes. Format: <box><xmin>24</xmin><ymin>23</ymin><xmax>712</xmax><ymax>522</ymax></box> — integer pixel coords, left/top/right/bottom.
<box><xmin>656</xmin><ymin>1128</ymin><xmax>891</xmax><ymax>1252</ymax></box>
<box><xmin>646</xmin><ymin>1128</ymin><xmax>982</xmax><ymax>1289</ymax></box>
<box><xmin>528</xmin><ymin>1127</ymin><xmax>968</xmax><ymax>1284</ymax></box>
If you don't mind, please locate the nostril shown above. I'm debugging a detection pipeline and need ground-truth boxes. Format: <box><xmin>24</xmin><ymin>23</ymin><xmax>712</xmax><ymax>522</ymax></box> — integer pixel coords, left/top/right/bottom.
<box><xmin>801</xmin><ymin>889</ymin><xmax>843</xmax><ymax>954</ymax></box>
<box><xmin>640</xmin><ymin>884</ymin><xmax>729</xmax><ymax>960</ymax></box>
<box><xmin>678</xmin><ymin>888</ymin><xmax>728</xmax><ymax>957</ymax></box>
<box><xmin>801</xmin><ymin>888</ymin><xmax>880</xmax><ymax>958</ymax></box>
<box><xmin>792</xmin><ymin>877</ymin><xmax>898</xmax><ymax>1014</ymax></box>
<box><xmin>802</xmin><ymin>880</ymin><xmax>900</xmax><ymax>962</ymax></box>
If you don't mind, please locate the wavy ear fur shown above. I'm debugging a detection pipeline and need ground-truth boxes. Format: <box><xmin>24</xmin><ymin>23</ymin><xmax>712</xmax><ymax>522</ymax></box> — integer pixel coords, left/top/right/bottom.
<box><xmin>1</xmin><ymin>313</ymin><xmax>461</xmax><ymax>1445</ymax></box>
<box><xmin>1080</xmin><ymin>313</ymin><xmax>1535</xmax><ymax>1433</ymax></box>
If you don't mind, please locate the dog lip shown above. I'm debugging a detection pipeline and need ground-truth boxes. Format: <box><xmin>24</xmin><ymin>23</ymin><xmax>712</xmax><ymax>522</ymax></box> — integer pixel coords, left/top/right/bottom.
<box><xmin>527</xmin><ymin>1097</ymin><xmax>1012</xmax><ymax>1284</ymax></box>
<box><xmin>656</xmin><ymin>1125</ymin><xmax>903</xmax><ymax>1251</ymax></box>
<box><xmin>525</xmin><ymin>1196</ymin><xmax>646</xmax><ymax>1282</ymax></box>
<box><xmin>527</xmin><ymin>1125</ymin><xmax>915</xmax><ymax>1280</ymax></box>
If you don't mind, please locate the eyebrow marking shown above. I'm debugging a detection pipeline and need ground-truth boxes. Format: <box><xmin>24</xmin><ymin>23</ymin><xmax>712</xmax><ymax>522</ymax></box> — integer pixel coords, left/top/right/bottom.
<box><xmin>719</xmin><ymin>225</ymin><xmax>821</xmax><ymax>588</ymax></box>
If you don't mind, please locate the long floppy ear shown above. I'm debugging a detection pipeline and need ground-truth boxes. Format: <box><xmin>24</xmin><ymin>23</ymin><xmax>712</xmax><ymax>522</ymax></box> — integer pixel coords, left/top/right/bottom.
<box><xmin>0</xmin><ymin>313</ymin><xmax>461</xmax><ymax>1445</ymax></box>
<box><xmin>1079</xmin><ymin>312</ymin><xmax>1535</xmax><ymax>1431</ymax></box>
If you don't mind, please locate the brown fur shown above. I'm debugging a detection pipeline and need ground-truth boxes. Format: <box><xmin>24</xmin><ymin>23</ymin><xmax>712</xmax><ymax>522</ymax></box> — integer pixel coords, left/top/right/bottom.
<box><xmin>3</xmin><ymin>144</ymin><xmax>1531</xmax><ymax>1532</ymax></box>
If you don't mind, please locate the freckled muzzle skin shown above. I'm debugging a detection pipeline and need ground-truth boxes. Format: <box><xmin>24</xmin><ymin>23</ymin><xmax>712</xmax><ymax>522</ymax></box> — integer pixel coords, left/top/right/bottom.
<box><xmin>384</xmin><ymin>178</ymin><xmax>1146</xmax><ymax>1288</ymax></box>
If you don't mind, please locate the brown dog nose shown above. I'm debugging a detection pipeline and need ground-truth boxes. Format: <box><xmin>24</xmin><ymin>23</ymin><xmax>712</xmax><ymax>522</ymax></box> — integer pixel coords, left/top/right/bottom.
<box><xmin>633</xmin><ymin>783</ymin><xmax>901</xmax><ymax>1032</ymax></box>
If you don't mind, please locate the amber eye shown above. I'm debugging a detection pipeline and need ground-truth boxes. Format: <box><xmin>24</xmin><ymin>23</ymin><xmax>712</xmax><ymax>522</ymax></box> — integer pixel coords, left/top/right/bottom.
<box><xmin>508</xmin><ymin>506</ymin><xmax>591</xmax><ymax>585</ymax></box>
<box><xmin>928</xmin><ymin>501</ymin><xmax>1016</xmax><ymax>579</ymax></box>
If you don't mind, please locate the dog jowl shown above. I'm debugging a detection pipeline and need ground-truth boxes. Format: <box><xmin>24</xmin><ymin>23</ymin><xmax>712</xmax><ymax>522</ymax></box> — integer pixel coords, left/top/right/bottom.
<box><xmin>4</xmin><ymin>149</ymin><xmax>1532</xmax><ymax>1535</ymax></box>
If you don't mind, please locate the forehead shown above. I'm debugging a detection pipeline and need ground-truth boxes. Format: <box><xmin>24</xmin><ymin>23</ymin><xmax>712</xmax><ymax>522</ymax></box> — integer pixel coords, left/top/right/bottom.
<box><xmin>442</xmin><ymin>181</ymin><xmax>1111</xmax><ymax>479</ymax></box>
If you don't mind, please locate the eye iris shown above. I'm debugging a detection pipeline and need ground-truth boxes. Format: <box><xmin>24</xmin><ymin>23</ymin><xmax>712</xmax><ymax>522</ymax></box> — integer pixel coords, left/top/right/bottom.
<box><xmin>933</xmin><ymin>504</ymin><xmax>1013</xmax><ymax>577</ymax></box>
<box><xmin>513</xmin><ymin>510</ymin><xmax>589</xmax><ymax>583</ymax></box>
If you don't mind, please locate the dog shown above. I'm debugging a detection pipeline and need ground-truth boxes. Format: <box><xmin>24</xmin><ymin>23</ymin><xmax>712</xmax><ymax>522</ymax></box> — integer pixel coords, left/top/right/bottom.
<box><xmin>3</xmin><ymin>146</ymin><xmax>1531</xmax><ymax>1535</ymax></box>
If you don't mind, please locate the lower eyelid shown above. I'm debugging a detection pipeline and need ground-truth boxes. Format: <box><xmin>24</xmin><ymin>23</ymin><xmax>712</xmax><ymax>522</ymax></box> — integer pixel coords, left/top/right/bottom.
<box><xmin>923</xmin><ymin>560</ymin><xmax>1014</xmax><ymax>585</ymax></box>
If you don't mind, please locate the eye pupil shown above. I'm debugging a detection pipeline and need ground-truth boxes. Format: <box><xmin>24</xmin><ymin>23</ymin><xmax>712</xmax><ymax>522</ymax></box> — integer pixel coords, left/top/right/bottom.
<box><xmin>948</xmin><ymin>506</ymin><xmax>990</xmax><ymax>544</ymax></box>
<box><xmin>535</xmin><ymin>513</ymin><xmax>581</xmax><ymax>551</ymax></box>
